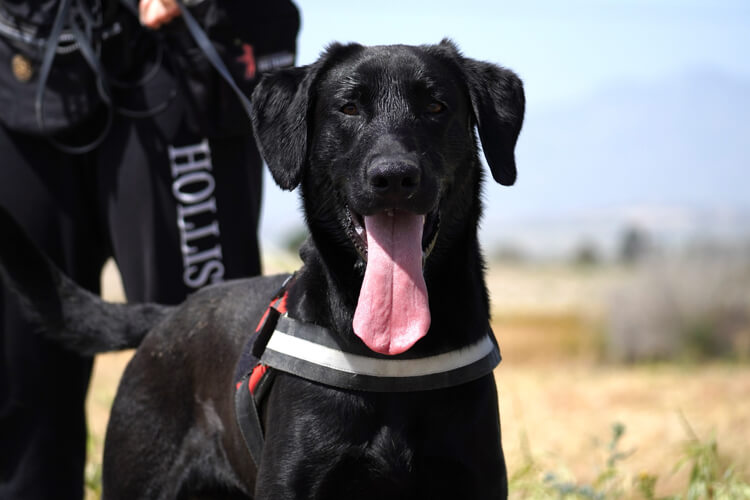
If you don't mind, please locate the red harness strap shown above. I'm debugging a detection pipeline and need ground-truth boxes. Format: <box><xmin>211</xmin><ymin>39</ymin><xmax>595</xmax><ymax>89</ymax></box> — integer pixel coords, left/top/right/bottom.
<box><xmin>243</xmin><ymin>290</ymin><xmax>289</xmax><ymax>394</ymax></box>
<box><xmin>247</xmin><ymin>364</ymin><xmax>268</xmax><ymax>394</ymax></box>
<box><xmin>235</xmin><ymin>364</ymin><xmax>268</xmax><ymax>395</ymax></box>
<box><xmin>255</xmin><ymin>291</ymin><xmax>288</xmax><ymax>332</ymax></box>
<box><xmin>234</xmin><ymin>274</ymin><xmax>296</xmax><ymax>466</ymax></box>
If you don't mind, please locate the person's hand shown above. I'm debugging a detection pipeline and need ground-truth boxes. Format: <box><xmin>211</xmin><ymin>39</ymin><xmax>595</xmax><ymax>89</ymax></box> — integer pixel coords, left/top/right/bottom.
<box><xmin>139</xmin><ymin>0</ymin><xmax>180</xmax><ymax>29</ymax></box>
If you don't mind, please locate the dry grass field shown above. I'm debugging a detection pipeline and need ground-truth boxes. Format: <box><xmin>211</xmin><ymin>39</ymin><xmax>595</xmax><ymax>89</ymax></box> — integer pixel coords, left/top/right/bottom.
<box><xmin>85</xmin><ymin>259</ymin><xmax>750</xmax><ymax>498</ymax></box>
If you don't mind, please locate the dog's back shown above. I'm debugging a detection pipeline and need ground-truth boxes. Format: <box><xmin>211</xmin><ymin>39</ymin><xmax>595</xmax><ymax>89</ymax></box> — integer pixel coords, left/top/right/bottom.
<box><xmin>102</xmin><ymin>274</ymin><xmax>287</xmax><ymax>497</ymax></box>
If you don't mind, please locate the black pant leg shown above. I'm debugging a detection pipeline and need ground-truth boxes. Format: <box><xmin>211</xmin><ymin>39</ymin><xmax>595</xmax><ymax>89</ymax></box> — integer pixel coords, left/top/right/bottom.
<box><xmin>98</xmin><ymin>62</ymin><xmax>263</xmax><ymax>305</ymax></box>
<box><xmin>201</xmin><ymin>133</ymin><xmax>264</xmax><ymax>281</ymax></box>
<box><xmin>0</xmin><ymin>125</ymin><xmax>107</xmax><ymax>500</ymax></box>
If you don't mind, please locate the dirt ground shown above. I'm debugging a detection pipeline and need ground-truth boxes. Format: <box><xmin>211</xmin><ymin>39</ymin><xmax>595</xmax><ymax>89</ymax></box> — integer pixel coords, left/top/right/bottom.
<box><xmin>496</xmin><ymin>361</ymin><xmax>750</xmax><ymax>495</ymax></box>
<box><xmin>86</xmin><ymin>352</ymin><xmax>750</xmax><ymax>497</ymax></box>
<box><xmin>86</xmin><ymin>260</ymin><xmax>750</xmax><ymax>497</ymax></box>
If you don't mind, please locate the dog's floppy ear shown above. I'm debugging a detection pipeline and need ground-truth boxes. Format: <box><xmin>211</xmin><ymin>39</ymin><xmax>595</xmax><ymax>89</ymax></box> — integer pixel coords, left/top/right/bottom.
<box><xmin>251</xmin><ymin>43</ymin><xmax>364</xmax><ymax>191</ymax></box>
<box><xmin>464</xmin><ymin>59</ymin><xmax>525</xmax><ymax>186</ymax></box>
<box><xmin>434</xmin><ymin>40</ymin><xmax>525</xmax><ymax>186</ymax></box>
<box><xmin>250</xmin><ymin>65</ymin><xmax>311</xmax><ymax>190</ymax></box>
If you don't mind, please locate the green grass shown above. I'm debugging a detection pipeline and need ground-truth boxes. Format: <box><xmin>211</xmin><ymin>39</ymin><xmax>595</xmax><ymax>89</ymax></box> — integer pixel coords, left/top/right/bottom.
<box><xmin>509</xmin><ymin>419</ymin><xmax>750</xmax><ymax>500</ymax></box>
<box><xmin>85</xmin><ymin>433</ymin><xmax>103</xmax><ymax>499</ymax></box>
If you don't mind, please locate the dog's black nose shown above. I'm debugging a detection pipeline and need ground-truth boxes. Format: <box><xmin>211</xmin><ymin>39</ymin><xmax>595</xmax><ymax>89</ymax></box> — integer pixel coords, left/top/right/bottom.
<box><xmin>367</xmin><ymin>158</ymin><xmax>421</xmax><ymax>197</ymax></box>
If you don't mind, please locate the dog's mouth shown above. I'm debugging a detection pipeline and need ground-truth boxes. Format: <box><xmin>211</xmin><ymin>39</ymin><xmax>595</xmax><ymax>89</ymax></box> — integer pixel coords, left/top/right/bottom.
<box><xmin>345</xmin><ymin>206</ymin><xmax>440</xmax><ymax>356</ymax></box>
<box><xmin>345</xmin><ymin>207</ymin><xmax>440</xmax><ymax>263</ymax></box>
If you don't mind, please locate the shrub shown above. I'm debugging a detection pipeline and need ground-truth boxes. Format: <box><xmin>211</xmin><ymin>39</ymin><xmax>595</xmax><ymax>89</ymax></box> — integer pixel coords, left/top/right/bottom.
<box><xmin>605</xmin><ymin>252</ymin><xmax>750</xmax><ymax>361</ymax></box>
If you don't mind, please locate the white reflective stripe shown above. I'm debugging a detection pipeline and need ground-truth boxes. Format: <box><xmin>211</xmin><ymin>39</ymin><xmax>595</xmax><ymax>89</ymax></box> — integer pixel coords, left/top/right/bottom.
<box><xmin>264</xmin><ymin>333</ymin><xmax>495</xmax><ymax>378</ymax></box>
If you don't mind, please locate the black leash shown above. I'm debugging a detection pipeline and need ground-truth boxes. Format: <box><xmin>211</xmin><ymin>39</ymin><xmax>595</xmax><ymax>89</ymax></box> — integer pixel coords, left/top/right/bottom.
<box><xmin>174</xmin><ymin>0</ymin><xmax>254</xmax><ymax>118</ymax></box>
<box><xmin>33</xmin><ymin>0</ymin><xmax>253</xmax><ymax>153</ymax></box>
<box><xmin>35</xmin><ymin>0</ymin><xmax>115</xmax><ymax>153</ymax></box>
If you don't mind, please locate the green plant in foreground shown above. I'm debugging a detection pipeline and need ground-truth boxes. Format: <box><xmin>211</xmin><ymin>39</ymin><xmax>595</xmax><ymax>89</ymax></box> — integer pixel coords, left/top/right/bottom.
<box><xmin>542</xmin><ymin>422</ymin><xmax>632</xmax><ymax>500</ymax></box>
<box><xmin>85</xmin><ymin>433</ymin><xmax>102</xmax><ymax>498</ymax></box>
<box><xmin>667</xmin><ymin>413</ymin><xmax>750</xmax><ymax>500</ymax></box>
<box><xmin>510</xmin><ymin>420</ymin><xmax>750</xmax><ymax>500</ymax></box>
<box><xmin>634</xmin><ymin>413</ymin><xmax>750</xmax><ymax>500</ymax></box>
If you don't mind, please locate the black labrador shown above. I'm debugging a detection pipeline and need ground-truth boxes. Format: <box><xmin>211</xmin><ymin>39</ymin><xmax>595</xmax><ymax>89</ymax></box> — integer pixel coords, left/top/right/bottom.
<box><xmin>0</xmin><ymin>40</ymin><xmax>524</xmax><ymax>499</ymax></box>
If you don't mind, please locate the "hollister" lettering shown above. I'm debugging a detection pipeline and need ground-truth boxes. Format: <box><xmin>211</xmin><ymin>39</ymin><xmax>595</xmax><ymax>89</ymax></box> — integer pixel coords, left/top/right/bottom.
<box><xmin>168</xmin><ymin>139</ymin><xmax>225</xmax><ymax>289</ymax></box>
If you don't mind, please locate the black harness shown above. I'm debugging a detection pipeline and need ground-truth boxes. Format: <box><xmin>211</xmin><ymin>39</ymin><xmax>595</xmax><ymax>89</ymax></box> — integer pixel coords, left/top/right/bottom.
<box><xmin>233</xmin><ymin>276</ymin><xmax>502</xmax><ymax>466</ymax></box>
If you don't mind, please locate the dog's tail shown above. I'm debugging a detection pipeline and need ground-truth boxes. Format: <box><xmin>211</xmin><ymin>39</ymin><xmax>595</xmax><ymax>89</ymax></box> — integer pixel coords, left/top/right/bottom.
<box><xmin>0</xmin><ymin>207</ymin><xmax>174</xmax><ymax>356</ymax></box>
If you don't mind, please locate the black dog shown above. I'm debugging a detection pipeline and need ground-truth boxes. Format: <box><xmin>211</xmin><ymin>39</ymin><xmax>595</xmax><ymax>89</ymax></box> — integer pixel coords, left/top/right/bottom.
<box><xmin>0</xmin><ymin>40</ymin><xmax>523</xmax><ymax>499</ymax></box>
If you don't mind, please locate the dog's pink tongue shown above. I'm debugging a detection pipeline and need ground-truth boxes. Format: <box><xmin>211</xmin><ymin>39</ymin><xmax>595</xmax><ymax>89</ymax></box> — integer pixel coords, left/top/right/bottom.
<box><xmin>353</xmin><ymin>212</ymin><xmax>430</xmax><ymax>355</ymax></box>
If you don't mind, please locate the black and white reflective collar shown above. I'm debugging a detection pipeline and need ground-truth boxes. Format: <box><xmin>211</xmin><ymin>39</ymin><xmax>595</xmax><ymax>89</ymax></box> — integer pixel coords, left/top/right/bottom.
<box><xmin>234</xmin><ymin>280</ymin><xmax>502</xmax><ymax>466</ymax></box>
<box><xmin>259</xmin><ymin>315</ymin><xmax>501</xmax><ymax>392</ymax></box>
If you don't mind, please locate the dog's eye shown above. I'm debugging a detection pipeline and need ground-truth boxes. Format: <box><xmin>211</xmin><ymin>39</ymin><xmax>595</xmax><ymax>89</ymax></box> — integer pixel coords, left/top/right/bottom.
<box><xmin>426</xmin><ymin>102</ymin><xmax>444</xmax><ymax>114</ymax></box>
<box><xmin>340</xmin><ymin>103</ymin><xmax>359</xmax><ymax>116</ymax></box>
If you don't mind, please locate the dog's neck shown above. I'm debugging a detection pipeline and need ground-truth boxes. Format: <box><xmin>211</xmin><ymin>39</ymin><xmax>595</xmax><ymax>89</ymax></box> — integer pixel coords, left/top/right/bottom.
<box><xmin>287</xmin><ymin>179</ymin><xmax>491</xmax><ymax>357</ymax></box>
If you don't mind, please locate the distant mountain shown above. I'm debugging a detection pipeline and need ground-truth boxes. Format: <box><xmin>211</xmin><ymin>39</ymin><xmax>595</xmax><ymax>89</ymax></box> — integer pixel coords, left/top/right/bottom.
<box><xmin>482</xmin><ymin>203</ymin><xmax>750</xmax><ymax>260</ymax></box>
<box><xmin>481</xmin><ymin>67</ymin><xmax>750</xmax><ymax>257</ymax></box>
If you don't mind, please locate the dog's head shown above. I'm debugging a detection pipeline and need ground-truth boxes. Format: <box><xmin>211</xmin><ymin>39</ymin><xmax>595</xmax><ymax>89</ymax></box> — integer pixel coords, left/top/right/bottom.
<box><xmin>251</xmin><ymin>40</ymin><xmax>524</xmax><ymax>355</ymax></box>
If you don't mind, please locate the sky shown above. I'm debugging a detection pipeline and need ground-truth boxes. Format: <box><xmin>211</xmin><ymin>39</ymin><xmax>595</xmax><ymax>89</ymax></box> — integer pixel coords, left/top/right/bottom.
<box><xmin>258</xmin><ymin>0</ymin><xmax>750</xmax><ymax>251</ymax></box>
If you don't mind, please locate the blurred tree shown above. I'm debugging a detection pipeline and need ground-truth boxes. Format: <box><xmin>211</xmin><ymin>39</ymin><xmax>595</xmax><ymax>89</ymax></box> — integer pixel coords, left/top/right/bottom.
<box><xmin>491</xmin><ymin>243</ymin><xmax>527</xmax><ymax>263</ymax></box>
<box><xmin>619</xmin><ymin>226</ymin><xmax>650</xmax><ymax>264</ymax></box>
<box><xmin>572</xmin><ymin>240</ymin><xmax>600</xmax><ymax>266</ymax></box>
